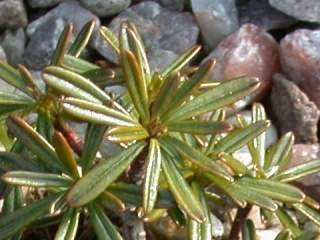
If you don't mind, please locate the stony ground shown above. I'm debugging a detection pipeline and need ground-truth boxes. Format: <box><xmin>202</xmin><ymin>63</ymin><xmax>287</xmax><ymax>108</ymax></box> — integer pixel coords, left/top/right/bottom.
<box><xmin>0</xmin><ymin>0</ymin><xmax>320</xmax><ymax>239</ymax></box>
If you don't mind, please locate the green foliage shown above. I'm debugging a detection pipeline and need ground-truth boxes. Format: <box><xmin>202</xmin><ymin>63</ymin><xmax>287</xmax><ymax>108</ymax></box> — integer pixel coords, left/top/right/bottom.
<box><xmin>0</xmin><ymin>21</ymin><xmax>319</xmax><ymax>240</ymax></box>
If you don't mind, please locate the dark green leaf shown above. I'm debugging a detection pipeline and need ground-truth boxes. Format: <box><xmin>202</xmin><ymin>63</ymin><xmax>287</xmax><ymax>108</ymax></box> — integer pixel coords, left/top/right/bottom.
<box><xmin>51</xmin><ymin>23</ymin><xmax>73</xmax><ymax>65</ymax></box>
<box><xmin>162</xmin><ymin>45</ymin><xmax>201</xmax><ymax>79</ymax></box>
<box><xmin>88</xmin><ymin>202</ymin><xmax>122</xmax><ymax>240</ymax></box>
<box><xmin>108</xmin><ymin>182</ymin><xmax>175</xmax><ymax>209</ymax></box>
<box><xmin>237</xmin><ymin>177</ymin><xmax>305</xmax><ymax>203</ymax></box>
<box><xmin>214</xmin><ymin>120</ymin><xmax>270</xmax><ymax>154</ymax></box>
<box><xmin>62</xmin><ymin>54</ymin><xmax>99</xmax><ymax>74</ymax></box>
<box><xmin>0</xmin><ymin>152</ymin><xmax>38</xmax><ymax>173</ymax></box>
<box><xmin>166</xmin><ymin>119</ymin><xmax>232</xmax><ymax>135</ymax></box>
<box><xmin>81</xmin><ymin>124</ymin><xmax>107</xmax><ymax>172</ymax></box>
<box><xmin>99</xmin><ymin>26</ymin><xmax>120</xmax><ymax>56</ymax></box>
<box><xmin>218</xmin><ymin>152</ymin><xmax>250</xmax><ymax>176</ymax></box>
<box><xmin>121</xmin><ymin>50</ymin><xmax>149</xmax><ymax>124</ymax></box>
<box><xmin>164</xmin><ymin>59</ymin><xmax>215</xmax><ymax>116</ymax></box>
<box><xmin>293</xmin><ymin>203</ymin><xmax>320</xmax><ymax>226</ymax></box>
<box><xmin>53</xmin><ymin>131</ymin><xmax>80</xmax><ymax>178</ymax></box>
<box><xmin>97</xmin><ymin>191</ymin><xmax>126</xmax><ymax>212</ymax></box>
<box><xmin>264</xmin><ymin>132</ymin><xmax>294</xmax><ymax>171</ymax></box>
<box><xmin>276</xmin><ymin>208</ymin><xmax>301</xmax><ymax>237</ymax></box>
<box><xmin>275</xmin><ymin>159</ymin><xmax>320</xmax><ymax>182</ymax></box>
<box><xmin>161</xmin><ymin>153</ymin><xmax>205</xmax><ymax>223</ymax></box>
<box><xmin>66</xmin><ymin>141</ymin><xmax>145</xmax><ymax>207</ymax></box>
<box><xmin>241</xmin><ymin>219</ymin><xmax>256</xmax><ymax>240</ymax></box>
<box><xmin>6</xmin><ymin>115</ymin><xmax>62</xmax><ymax>170</ymax></box>
<box><xmin>142</xmin><ymin>139</ymin><xmax>162</xmax><ymax>215</ymax></box>
<box><xmin>55</xmin><ymin>209</ymin><xmax>80</xmax><ymax>240</ymax></box>
<box><xmin>0</xmin><ymin>92</ymin><xmax>34</xmax><ymax>116</ymax></box>
<box><xmin>62</xmin><ymin>97</ymin><xmax>138</xmax><ymax>127</ymax></box>
<box><xmin>274</xmin><ymin>230</ymin><xmax>292</xmax><ymax>240</ymax></box>
<box><xmin>106</xmin><ymin>126</ymin><xmax>149</xmax><ymax>143</ymax></box>
<box><xmin>160</xmin><ymin>136</ymin><xmax>232</xmax><ymax>181</ymax></box>
<box><xmin>0</xmin><ymin>61</ymin><xmax>30</xmax><ymax>96</ymax></box>
<box><xmin>2</xmin><ymin>171</ymin><xmax>72</xmax><ymax>187</ymax></box>
<box><xmin>0</xmin><ymin>193</ymin><xmax>60</xmax><ymax>239</ymax></box>
<box><xmin>162</xmin><ymin>77</ymin><xmax>260</xmax><ymax>122</ymax></box>
<box><xmin>69</xmin><ymin>20</ymin><xmax>96</xmax><ymax>57</ymax></box>
<box><xmin>44</xmin><ymin>66</ymin><xmax>111</xmax><ymax>104</ymax></box>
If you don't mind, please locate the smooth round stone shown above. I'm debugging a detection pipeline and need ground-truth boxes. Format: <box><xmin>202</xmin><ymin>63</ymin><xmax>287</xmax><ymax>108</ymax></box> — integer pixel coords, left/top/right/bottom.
<box><xmin>205</xmin><ymin>24</ymin><xmax>280</xmax><ymax>101</ymax></box>
<box><xmin>0</xmin><ymin>0</ymin><xmax>28</xmax><ymax>28</ymax></box>
<box><xmin>280</xmin><ymin>29</ymin><xmax>320</xmax><ymax>108</ymax></box>
<box><xmin>28</xmin><ymin>0</ymin><xmax>62</xmax><ymax>8</ymax></box>
<box><xmin>269</xmin><ymin>0</ymin><xmax>320</xmax><ymax>23</ymax></box>
<box><xmin>79</xmin><ymin>0</ymin><xmax>131</xmax><ymax>17</ymax></box>
<box><xmin>191</xmin><ymin>0</ymin><xmax>238</xmax><ymax>51</ymax></box>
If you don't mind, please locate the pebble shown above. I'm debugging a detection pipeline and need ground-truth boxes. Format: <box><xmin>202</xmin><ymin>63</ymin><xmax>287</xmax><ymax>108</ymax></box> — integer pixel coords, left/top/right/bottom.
<box><xmin>153</xmin><ymin>0</ymin><xmax>187</xmax><ymax>11</ymax></box>
<box><xmin>79</xmin><ymin>0</ymin><xmax>131</xmax><ymax>17</ymax></box>
<box><xmin>93</xmin><ymin>1</ymin><xmax>199</xmax><ymax>70</ymax></box>
<box><xmin>0</xmin><ymin>0</ymin><xmax>28</xmax><ymax>28</ymax></box>
<box><xmin>24</xmin><ymin>17</ymin><xmax>66</xmax><ymax>70</ymax></box>
<box><xmin>1</xmin><ymin>28</ymin><xmax>26</xmax><ymax>66</ymax></box>
<box><xmin>26</xmin><ymin>0</ymin><xmax>100</xmax><ymax>37</ymax></box>
<box><xmin>271</xmin><ymin>73</ymin><xmax>320</xmax><ymax>143</ymax></box>
<box><xmin>28</xmin><ymin>0</ymin><xmax>62</xmax><ymax>8</ymax></box>
<box><xmin>238</xmin><ymin>0</ymin><xmax>296</xmax><ymax>31</ymax></box>
<box><xmin>280</xmin><ymin>29</ymin><xmax>320</xmax><ymax>108</ymax></box>
<box><xmin>204</xmin><ymin>24</ymin><xmax>280</xmax><ymax>101</ymax></box>
<box><xmin>0</xmin><ymin>46</ymin><xmax>7</xmax><ymax>61</ymax></box>
<box><xmin>191</xmin><ymin>0</ymin><xmax>238</xmax><ymax>51</ymax></box>
<box><xmin>269</xmin><ymin>0</ymin><xmax>320</xmax><ymax>23</ymax></box>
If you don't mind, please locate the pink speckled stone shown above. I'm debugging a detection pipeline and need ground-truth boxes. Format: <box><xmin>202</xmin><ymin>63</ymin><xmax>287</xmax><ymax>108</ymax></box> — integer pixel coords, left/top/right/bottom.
<box><xmin>205</xmin><ymin>24</ymin><xmax>280</xmax><ymax>99</ymax></box>
<box><xmin>280</xmin><ymin>29</ymin><xmax>320</xmax><ymax>108</ymax></box>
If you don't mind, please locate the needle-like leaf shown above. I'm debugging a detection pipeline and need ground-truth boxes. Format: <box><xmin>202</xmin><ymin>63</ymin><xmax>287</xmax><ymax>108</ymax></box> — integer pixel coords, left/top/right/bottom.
<box><xmin>275</xmin><ymin>159</ymin><xmax>320</xmax><ymax>182</ymax></box>
<box><xmin>161</xmin><ymin>153</ymin><xmax>205</xmax><ymax>223</ymax></box>
<box><xmin>2</xmin><ymin>171</ymin><xmax>72</xmax><ymax>187</ymax></box>
<box><xmin>0</xmin><ymin>92</ymin><xmax>34</xmax><ymax>116</ymax></box>
<box><xmin>81</xmin><ymin>124</ymin><xmax>107</xmax><ymax>172</ymax></box>
<box><xmin>53</xmin><ymin>131</ymin><xmax>80</xmax><ymax>179</ymax></box>
<box><xmin>66</xmin><ymin>141</ymin><xmax>145</xmax><ymax>207</ymax></box>
<box><xmin>6</xmin><ymin>115</ymin><xmax>62</xmax><ymax>170</ymax></box>
<box><xmin>293</xmin><ymin>203</ymin><xmax>320</xmax><ymax>227</ymax></box>
<box><xmin>62</xmin><ymin>98</ymin><xmax>137</xmax><ymax>127</ymax></box>
<box><xmin>241</xmin><ymin>219</ymin><xmax>256</xmax><ymax>240</ymax></box>
<box><xmin>106</xmin><ymin>126</ymin><xmax>149</xmax><ymax>143</ymax></box>
<box><xmin>88</xmin><ymin>202</ymin><xmax>123</xmax><ymax>240</ymax></box>
<box><xmin>51</xmin><ymin>23</ymin><xmax>73</xmax><ymax>66</ymax></box>
<box><xmin>121</xmin><ymin>50</ymin><xmax>149</xmax><ymax>124</ymax></box>
<box><xmin>0</xmin><ymin>193</ymin><xmax>61</xmax><ymax>239</ymax></box>
<box><xmin>69</xmin><ymin>19</ymin><xmax>96</xmax><ymax>57</ymax></box>
<box><xmin>62</xmin><ymin>54</ymin><xmax>99</xmax><ymax>74</ymax></box>
<box><xmin>55</xmin><ymin>208</ymin><xmax>80</xmax><ymax>240</ymax></box>
<box><xmin>44</xmin><ymin>66</ymin><xmax>112</xmax><ymax>104</ymax></box>
<box><xmin>99</xmin><ymin>26</ymin><xmax>120</xmax><ymax>56</ymax></box>
<box><xmin>166</xmin><ymin>119</ymin><xmax>232</xmax><ymax>135</ymax></box>
<box><xmin>276</xmin><ymin>208</ymin><xmax>301</xmax><ymax>237</ymax></box>
<box><xmin>142</xmin><ymin>139</ymin><xmax>162</xmax><ymax>215</ymax></box>
<box><xmin>160</xmin><ymin>136</ymin><xmax>233</xmax><ymax>181</ymax></box>
<box><xmin>163</xmin><ymin>77</ymin><xmax>260</xmax><ymax>122</ymax></box>
<box><xmin>237</xmin><ymin>177</ymin><xmax>305</xmax><ymax>203</ymax></box>
<box><xmin>162</xmin><ymin>45</ymin><xmax>201</xmax><ymax>79</ymax></box>
<box><xmin>214</xmin><ymin>120</ymin><xmax>270</xmax><ymax>154</ymax></box>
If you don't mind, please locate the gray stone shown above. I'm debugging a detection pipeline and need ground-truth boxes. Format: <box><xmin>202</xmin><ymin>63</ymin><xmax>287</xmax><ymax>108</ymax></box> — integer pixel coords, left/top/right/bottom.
<box><xmin>0</xmin><ymin>46</ymin><xmax>7</xmax><ymax>61</ymax></box>
<box><xmin>1</xmin><ymin>28</ymin><xmax>25</xmax><ymax>66</ymax></box>
<box><xmin>93</xmin><ymin>1</ymin><xmax>199</xmax><ymax>70</ymax></box>
<box><xmin>79</xmin><ymin>0</ymin><xmax>131</xmax><ymax>17</ymax></box>
<box><xmin>153</xmin><ymin>0</ymin><xmax>187</xmax><ymax>11</ymax></box>
<box><xmin>280</xmin><ymin>29</ymin><xmax>320</xmax><ymax>108</ymax></box>
<box><xmin>148</xmin><ymin>49</ymin><xmax>177</xmax><ymax>71</ymax></box>
<box><xmin>24</xmin><ymin>17</ymin><xmax>66</xmax><ymax>70</ymax></box>
<box><xmin>26</xmin><ymin>0</ymin><xmax>100</xmax><ymax>37</ymax></box>
<box><xmin>238</xmin><ymin>0</ymin><xmax>296</xmax><ymax>30</ymax></box>
<box><xmin>28</xmin><ymin>0</ymin><xmax>62</xmax><ymax>8</ymax></box>
<box><xmin>269</xmin><ymin>0</ymin><xmax>320</xmax><ymax>23</ymax></box>
<box><xmin>191</xmin><ymin>0</ymin><xmax>238</xmax><ymax>51</ymax></box>
<box><xmin>271</xmin><ymin>73</ymin><xmax>320</xmax><ymax>143</ymax></box>
<box><xmin>0</xmin><ymin>0</ymin><xmax>28</xmax><ymax>28</ymax></box>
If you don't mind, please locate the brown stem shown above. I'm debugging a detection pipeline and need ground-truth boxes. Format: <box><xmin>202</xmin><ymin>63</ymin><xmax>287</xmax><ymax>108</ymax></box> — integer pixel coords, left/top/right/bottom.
<box><xmin>229</xmin><ymin>204</ymin><xmax>252</xmax><ymax>240</ymax></box>
<box><xmin>55</xmin><ymin>119</ymin><xmax>84</xmax><ymax>155</ymax></box>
